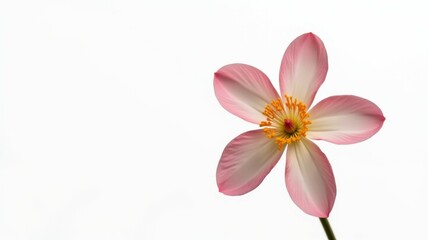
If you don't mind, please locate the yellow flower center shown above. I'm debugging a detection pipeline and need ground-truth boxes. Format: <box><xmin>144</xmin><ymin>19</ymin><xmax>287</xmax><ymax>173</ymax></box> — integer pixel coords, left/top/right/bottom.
<box><xmin>259</xmin><ymin>95</ymin><xmax>311</xmax><ymax>150</ymax></box>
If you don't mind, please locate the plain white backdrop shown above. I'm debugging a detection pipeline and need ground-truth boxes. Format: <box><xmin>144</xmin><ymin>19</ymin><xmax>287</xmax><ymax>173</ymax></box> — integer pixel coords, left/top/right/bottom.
<box><xmin>0</xmin><ymin>1</ymin><xmax>427</xmax><ymax>239</ymax></box>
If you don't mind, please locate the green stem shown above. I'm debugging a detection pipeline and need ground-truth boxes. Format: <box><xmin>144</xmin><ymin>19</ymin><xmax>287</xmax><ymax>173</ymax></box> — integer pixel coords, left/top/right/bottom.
<box><xmin>319</xmin><ymin>218</ymin><xmax>336</xmax><ymax>240</ymax></box>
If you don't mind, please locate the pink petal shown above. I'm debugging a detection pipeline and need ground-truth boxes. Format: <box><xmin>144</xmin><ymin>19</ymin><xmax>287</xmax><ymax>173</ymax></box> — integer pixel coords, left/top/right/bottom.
<box><xmin>285</xmin><ymin>138</ymin><xmax>336</xmax><ymax>217</ymax></box>
<box><xmin>217</xmin><ymin>130</ymin><xmax>284</xmax><ymax>196</ymax></box>
<box><xmin>279</xmin><ymin>33</ymin><xmax>328</xmax><ymax>108</ymax></box>
<box><xmin>307</xmin><ymin>95</ymin><xmax>385</xmax><ymax>144</ymax></box>
<box><xmin>214</xmin><ymin>64</ymin><xmax>280</xmax><ymax>124</ymax></box>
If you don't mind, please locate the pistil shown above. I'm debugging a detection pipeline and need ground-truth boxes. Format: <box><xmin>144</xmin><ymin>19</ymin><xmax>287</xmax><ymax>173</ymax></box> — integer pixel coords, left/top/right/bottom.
<box><xmin>284</xmin><ymin>119</ymin><xmax>296</xmax><ymax>134</ymax></box>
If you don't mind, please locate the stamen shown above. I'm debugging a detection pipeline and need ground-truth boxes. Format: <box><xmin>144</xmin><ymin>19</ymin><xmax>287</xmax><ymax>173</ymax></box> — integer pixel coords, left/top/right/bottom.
<box><xmin>263</xmin><ymin>128</ymin><xmax>275</xmax><ymax>139</ymax></box>
<box><xmin>259</xmin><ymin>121</ymin><xmax>272</xmax><ymax>127</ymax></box>
<box><xmin>259</xmin><ymin>95</ymin><xmax>311</xmax><ymax>150</ymax></box>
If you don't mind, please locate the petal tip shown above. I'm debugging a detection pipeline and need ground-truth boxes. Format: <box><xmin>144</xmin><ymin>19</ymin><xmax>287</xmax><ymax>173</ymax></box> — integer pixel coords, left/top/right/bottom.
<box><xmin>305</xmin><ymin>32</ymin><xmax>315</xmax><ymax>37</ymax></box>
<box><xmin>302</xmin><ymin>32</ymin><xmax>321</xmax><ymax>41</ymax></box>
<box><xmin>217</xmin><ymin>184</ymin><xmax>228</xmax><ymax>195</ymax></box>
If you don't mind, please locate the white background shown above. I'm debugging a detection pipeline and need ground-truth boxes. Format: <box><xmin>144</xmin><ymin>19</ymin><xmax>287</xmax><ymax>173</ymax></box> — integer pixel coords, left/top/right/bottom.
<box><xmin>0</xmin><ymin>1</ymin><xmax>426</xmax><ymax>239</ymax></box>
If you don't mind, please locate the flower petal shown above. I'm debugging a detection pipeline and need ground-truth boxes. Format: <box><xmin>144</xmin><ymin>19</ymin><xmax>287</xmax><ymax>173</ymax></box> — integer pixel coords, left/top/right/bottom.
<box><xmin>307</xmin><ymin>95</ymin><xmax>385</xmax><ymax>144</ymax></box>
<box><xmin>285</xmin><ymin>138</ymin><xmax>336</xmax><ymax>217</ymax></box>
<box><xmin>214</xmin><ymin>64</ymin><xmax>280</xmax><ymax>124</ymax></box>
<box><xmin>279</xmin><ymin>33</ymin><xmax>328</xmax><ymax>108</ymax></box>
<box><xmin>217</xmin><ymin>130</ymin><xmax>284</xmax><ymax>196</ymax></box>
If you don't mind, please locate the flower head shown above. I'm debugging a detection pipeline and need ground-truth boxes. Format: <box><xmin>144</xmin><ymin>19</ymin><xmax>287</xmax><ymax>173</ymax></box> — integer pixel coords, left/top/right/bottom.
<box><xmin>214</xmin><ymin>33</ymin><xmax>385</xmax><ymax>217</ymax></box>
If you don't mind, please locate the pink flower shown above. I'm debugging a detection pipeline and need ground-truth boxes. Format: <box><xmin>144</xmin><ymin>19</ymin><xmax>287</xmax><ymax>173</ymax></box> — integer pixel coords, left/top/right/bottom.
<box><xmin>214</xmin><ymin>33</ymin><xmax>385</xmax><ymax>217</ymax></box>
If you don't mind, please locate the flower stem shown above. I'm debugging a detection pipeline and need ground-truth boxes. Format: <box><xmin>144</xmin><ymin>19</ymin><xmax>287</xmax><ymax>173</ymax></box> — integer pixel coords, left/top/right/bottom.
<box><xmin>319</xmin><ymin>218</ymin><xmax>336</xmax><ymax>240</ymax></box>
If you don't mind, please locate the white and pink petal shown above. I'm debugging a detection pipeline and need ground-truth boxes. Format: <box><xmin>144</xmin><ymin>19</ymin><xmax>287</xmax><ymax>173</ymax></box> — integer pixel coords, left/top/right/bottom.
<box><xmin>214</xmin><ymin>64</ymin><xmax>280</xmax><ymax>124</ymax></box>
<box><xmin>285</xmin><ymin>138</ymin><xmax>336</xmax><ymax>218</ymax></box>
<box><xmin>307</xmin><ymin>95</ymin><xmax>385</xmax><ymax>144</ymax></box>
<box><xmin>279</xmin><ymin>33</ymin><xmax>328</xmax><ymax>108</ymax></box>
<box><xmin>217</xmin><ymin>130</ymin><xmax>284</xmax><ymax>196</ymax></box>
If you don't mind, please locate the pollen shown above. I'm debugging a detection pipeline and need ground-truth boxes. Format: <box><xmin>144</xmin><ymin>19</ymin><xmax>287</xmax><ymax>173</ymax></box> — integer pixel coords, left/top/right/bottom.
<box><xmin>259</xmin><ymin>95</ymin><xmax>311</xmax><ymax>150</ymax></box>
